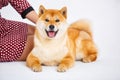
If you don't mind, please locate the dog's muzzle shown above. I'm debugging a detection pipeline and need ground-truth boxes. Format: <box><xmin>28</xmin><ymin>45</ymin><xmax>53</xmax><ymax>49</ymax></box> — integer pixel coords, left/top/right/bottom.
<box><xmin>45</xmin><ymin>25</ymin><xmax>59</xmax><ymax>38</ymax></box>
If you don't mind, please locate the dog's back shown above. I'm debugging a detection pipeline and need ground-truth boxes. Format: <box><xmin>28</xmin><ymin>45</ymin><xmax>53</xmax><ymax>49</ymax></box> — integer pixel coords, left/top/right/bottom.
<box><xmin>68</xmin><ymin>20</ymin><xmax>97</xmax><ymax>62</ymax></box>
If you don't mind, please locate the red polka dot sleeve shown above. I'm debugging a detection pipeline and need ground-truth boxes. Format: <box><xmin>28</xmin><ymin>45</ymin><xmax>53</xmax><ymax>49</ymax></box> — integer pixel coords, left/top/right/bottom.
<box><xmin>8</xmin><ymin>0</ymin><xmax>34</xmax><ymax>18</ymax></box>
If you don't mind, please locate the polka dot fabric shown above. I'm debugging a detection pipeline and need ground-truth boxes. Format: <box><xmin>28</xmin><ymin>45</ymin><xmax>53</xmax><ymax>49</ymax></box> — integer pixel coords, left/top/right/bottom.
<box><xmin>0</xmin><ymin>0</ymin><xmax>30</xmax><ymax>15</ymax></box>
<box><xmin>0</xmin><ymin>0</ymin><xmax>32</xmax><ymax>62</ymax></box>
<box><xmin>0</xmin><ymin>18</ymin><xmax>28</xmax><ymax>62</ymax></box>
<box><xmin>9</xmin><ymin>0</ymin><xmax>31</xmax><ymax>15</ymax></box>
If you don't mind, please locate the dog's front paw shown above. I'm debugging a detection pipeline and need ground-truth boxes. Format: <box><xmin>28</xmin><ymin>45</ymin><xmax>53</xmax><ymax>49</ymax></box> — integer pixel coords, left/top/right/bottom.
<box><xmin>57</xmin><ymin>64</ymin><xmax>68</xmax><ymax>72</ymax></box>
<box><xmin>31</xmin><ymin>64</ymin><xmax>42</xmax><ymax>72</ymax></box>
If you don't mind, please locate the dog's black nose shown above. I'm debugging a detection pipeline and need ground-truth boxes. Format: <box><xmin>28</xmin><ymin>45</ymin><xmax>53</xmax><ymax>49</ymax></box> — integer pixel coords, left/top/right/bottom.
<box><xmin>49</xmin><ymin>25</ymin><xmax>54</xmax><ymax>30</ymax></box>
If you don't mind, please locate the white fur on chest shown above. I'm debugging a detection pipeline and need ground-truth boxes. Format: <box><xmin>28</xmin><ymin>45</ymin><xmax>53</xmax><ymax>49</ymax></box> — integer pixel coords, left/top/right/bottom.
<box><xmin>32</xmin><ymin>36</ymin><xmax>68</xmax><ymax>66</ymax></box>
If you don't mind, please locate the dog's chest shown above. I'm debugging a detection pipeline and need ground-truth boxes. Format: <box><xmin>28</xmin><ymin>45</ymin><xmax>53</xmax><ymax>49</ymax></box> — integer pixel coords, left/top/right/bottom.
<box><xmin>33</xmin><ymin>39</ymin><xmax>68</xmax><ymax>66</ymax></box>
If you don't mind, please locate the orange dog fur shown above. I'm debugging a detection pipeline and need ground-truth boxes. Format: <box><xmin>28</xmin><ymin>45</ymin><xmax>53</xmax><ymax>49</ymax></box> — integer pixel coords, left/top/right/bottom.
<box><xmin>26</xmin><ymin>5</ymin><xmax>97</xmax><ymax>72</ymax></box>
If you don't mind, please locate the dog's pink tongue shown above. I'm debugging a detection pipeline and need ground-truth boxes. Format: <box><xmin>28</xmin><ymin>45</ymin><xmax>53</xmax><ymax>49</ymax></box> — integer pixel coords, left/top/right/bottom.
<box><xmin>48</xmin><ymin>31</ymin><xmax>55</xmax><ymax>37</ymax></box>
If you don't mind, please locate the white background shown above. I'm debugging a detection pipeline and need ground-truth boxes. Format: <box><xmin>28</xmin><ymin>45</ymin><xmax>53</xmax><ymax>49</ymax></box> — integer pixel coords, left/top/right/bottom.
<box><xmin>0</xmin><ymin>0</ymin><xmax>120</xmax><ymax>80</ymax></box>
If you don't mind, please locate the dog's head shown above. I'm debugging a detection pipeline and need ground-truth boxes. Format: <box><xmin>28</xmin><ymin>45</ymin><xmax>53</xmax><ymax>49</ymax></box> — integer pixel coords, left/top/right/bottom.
<box><xmin>36</xmin><ymin>5</ymin><xmax>69</xmax><ymax>39</ymax></box>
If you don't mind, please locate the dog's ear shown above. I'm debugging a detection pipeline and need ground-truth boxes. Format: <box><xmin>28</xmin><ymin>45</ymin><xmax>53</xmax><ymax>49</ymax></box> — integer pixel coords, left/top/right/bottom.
<box><xmin>60</xmin><ymin>7</ymin><xmax>67</xmax><ymax>19</ymax></box>
<box><xmin>39</xmin><ymin>5</ymin><xmax>46</xmax><ymax>17</ymax></box>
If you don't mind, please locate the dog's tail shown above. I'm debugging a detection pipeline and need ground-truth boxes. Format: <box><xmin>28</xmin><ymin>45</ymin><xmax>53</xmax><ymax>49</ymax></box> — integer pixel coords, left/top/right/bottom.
<box><xmin>69</xmin><ymin>20</ymin><xmax>92</xmax><ymax>37</ymax></box>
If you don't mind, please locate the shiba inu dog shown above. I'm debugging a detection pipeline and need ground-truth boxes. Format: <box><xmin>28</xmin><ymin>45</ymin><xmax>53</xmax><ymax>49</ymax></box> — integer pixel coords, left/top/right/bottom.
<box><xmin>26</xmin><ymin>5</ymin><xmax>97</xmax><ymax>72</ymax></box>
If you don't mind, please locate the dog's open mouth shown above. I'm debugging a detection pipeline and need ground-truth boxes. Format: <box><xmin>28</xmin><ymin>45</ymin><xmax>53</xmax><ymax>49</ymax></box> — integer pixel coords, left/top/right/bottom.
<box><xmin>45</xmin><ymin>30</ymin><xmax>58</xmax><ymax>38</ymax></box>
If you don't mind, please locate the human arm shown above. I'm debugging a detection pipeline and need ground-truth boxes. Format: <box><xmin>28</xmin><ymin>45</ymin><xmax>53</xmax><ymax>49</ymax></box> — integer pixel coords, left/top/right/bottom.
<box><xmin>8</xmin><ymin>0</ymin><xmax>38</xmax><ymax>23</ymax></box>
<box><xmin>25</xmin><ymin>10</ymin><xmax>38</xmax><ymax>24</ymax></box>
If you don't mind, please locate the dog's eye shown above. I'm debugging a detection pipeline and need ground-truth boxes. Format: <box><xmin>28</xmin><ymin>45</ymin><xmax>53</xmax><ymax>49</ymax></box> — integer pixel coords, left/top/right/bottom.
<box><xmin>45</xmin><ymin>19</ymin><xmax>49</xmax><ymax>22</ymax></box>
<box><xmin>55</xmin><ymin>19</ymin><xmax>60</xmax><ymax>22</ymax></box>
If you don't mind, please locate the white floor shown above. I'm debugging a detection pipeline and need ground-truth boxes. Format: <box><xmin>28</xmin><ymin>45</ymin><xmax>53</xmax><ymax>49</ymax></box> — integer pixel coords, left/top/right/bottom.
<box><xmin>0</xmin><ymin>0</ymin><xmax>120</xmax><ymax>80</ymax></box>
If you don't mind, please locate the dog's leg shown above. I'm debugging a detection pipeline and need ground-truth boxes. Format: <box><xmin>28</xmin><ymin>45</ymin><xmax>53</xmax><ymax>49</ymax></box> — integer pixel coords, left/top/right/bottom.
<box><xmin>81</xmin><ymin>39</ymin><xmax>97</xmax><ymax>63</ymax></box>
<box><xmin>57</xmin><ymin>54</ymin><xmax>74</xmax><ymax>72</ymax></box>
<box><xmin>26</xmin><ymin>53</ymin><xmax>42</xmax><ymax>72</ymax></box>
